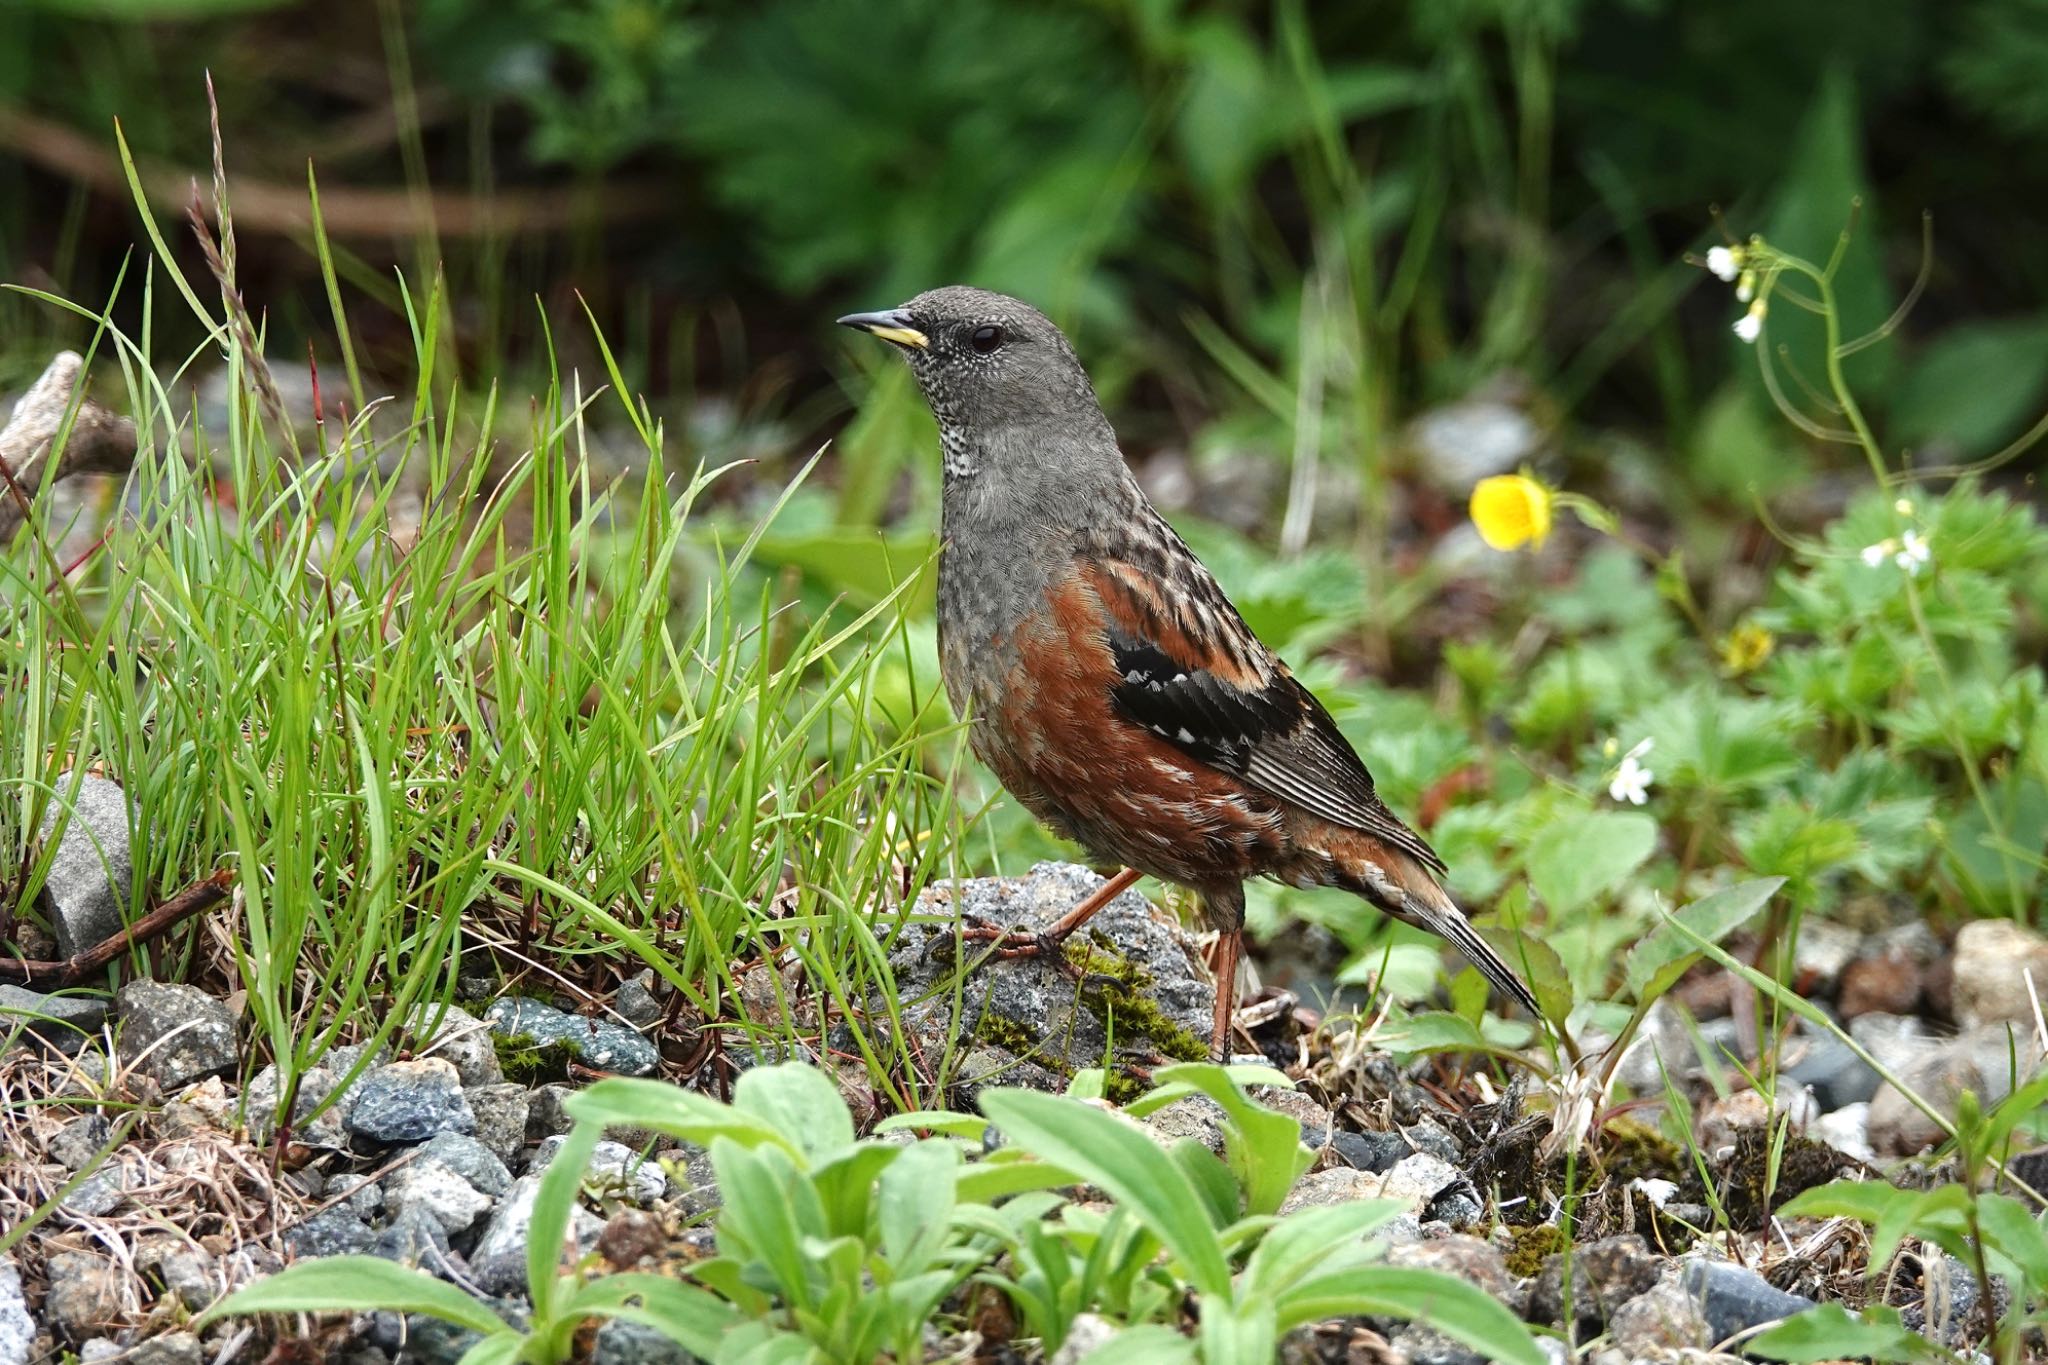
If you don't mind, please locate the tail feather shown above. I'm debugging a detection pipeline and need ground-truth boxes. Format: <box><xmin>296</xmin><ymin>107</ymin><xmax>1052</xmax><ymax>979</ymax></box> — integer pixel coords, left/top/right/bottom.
<box><xmin>1328</xmin><ymin>831</ymin><xmax>1540</xmax><ymax>1015</ymax></box>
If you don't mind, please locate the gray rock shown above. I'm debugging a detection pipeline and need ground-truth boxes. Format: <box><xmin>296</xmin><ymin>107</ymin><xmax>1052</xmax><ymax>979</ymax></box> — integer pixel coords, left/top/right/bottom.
<box><xmin>467</xmin><ymin>1082</ymin><xmax>531</xmax><ymax>1164</ymax></box>
<box><xmin>613</xmin><ymin>973</ymin><xmax>665</xmax><ymax>1029</ymax></box>
<box><xmin>129</xmin><ymin>1331</ymin><xmax>203</xmax><ymax>1365</ymax></box>
<box><xmin>1680</xmin><ymin>1259</ymin><xmax>1816</xmax><ymax>1345</ymax></box>
<box><xmin>485</xmin><ymin>996</ymin><xmax>659</xmax><ymax>1076</ymax></box>
<box><xmin>47</xmin><ymin>1113</ymin><xmax>111</xmax><ymax>1170</ymax></box>
<box><xmin>663</xmin><ymin>1143</ymin><xmax>719</xmax><ymax>1217</ymax></box>
<box><xmin>1388</xmin><ymin>1236</ymin><xmax>1523</xmax><ymax>1315</ymax></box>
<box><xmin>1531</xmin><ymin>1235</ymin><xmax>1663</xmax><ymax>1334</ymax></box>
<box><xmin>373</xmin><ymin>1204</ymin><xmax>456</xmax><ymax>1273</ymax></box>
<box><xmin>1140</xmin><ymin>1095</ymin><xmax>1227</xmax><ymax>1155</ymax></box>
<box><xmin>1327</xmin><ymin>1129</ymin><xmax>1412</xmax><ymax>1173</ymax></box>
<box><xmin>1793</xmin><ymin>918</ymin><xmax>1865</xmax><ymax>986</ymax></box>
<box><xmin>77</xmin><ymin>1342</ymin><xmax>123</xmax><ymax>1364</ymax></box>
<box><xmin>114</xmin><ymin>982</ymin><xmax>238</xmax><ymax>1090</ymax></box>
<box><xmin>381</xmin><ymin>1156</ymin><xmax>494</xmax><ymax>1235</ymax></box>
<box><xmin>526</xmin><ymin>1082</ymin><xmax>577</xmax><ymax>1140</ymax></box>
<box><xmin>1811</xmin><ymin>1103</ymin><xmax>1874</xmax><ymax>1163</ymax></box>
<box><xmin>283</xmin><ymin>1206</ymin><xmax>376</xmax><ymax>1258</ymax></box>
<box><xmin>594</xmin><ymin>1319</ymin><xmax>696</xmax><ymax>1364</ymax></box>
<box><xmin>36</xmin><ymin>773</ymin><xmax>138</xmax><ymax>957</ymax></box>
<box><xmin>1384</xmin><ymin>1325</ymin><xmax>1487</xmax><ymax>1365</ymax></box>
<box><xmin>948</xmin><ymin>1044</ymin><xmax>1067</xmax><ymax>1106</ymax></box>
<box><xmin>1901</xmin><ymin>1251</ymin><xmax>2008</xmax><ymax>1348</ymax></box>
<box><xmin>154</xmin><ymin>1249</ymin><xmax>216</xmax><ymax>1312</ymax></box>
<box><xmin>1953</xmin><ymin>920</ymin><xmax>2048</xmax><ymax>1031</ymax></box>
<box><xmin>0</xmin><ymin>1258</ymin><xmax>33</xmax><ymax>1365</ymax></box>
<box><xmin>368</xmin><ymin>1310</ymin><xmax>488</xmax><ymax>1365</ymax></box>
<box><xmin>59</xmin><ymin>1165</ymin><xmax>127</xmax><ymax>1217</ymax></box>
<box><xmin>345</xmin><ymin>1058</ymin><xmax>476</xmax><ymax>1143</ymax></box>
<box><xmin>413</xmin><ymin>1003</ymin><xmax>504</xmax><ymax>1087</ymax></box>
<box><xmin>1848</xmin><ymin>1011</ymin><xmax>1928</xmax><ymax>1072</ymax></box>
<box><xmin>1609</xmin><ymin>1275</ymin><xmax>1711</xmax><ymax>1354</ymax></box>
<box><xmin>41</xmin><ymin>1250</ymin><xmax>123</xmax><ymax>1341</ymax></box>
<box><xmin>243</xmin><ymin>1041</ymin><xmax>387</xmax><ymax>1147</ymax></box>
<box><xmin>1050</xmin><ymin>1314</ymin><xmax>1117</xmax><ymax>1365</ymax></box>
<box><xmin>1784</xmin><ymin>1031</ymin><xmax>1881</xmax><ymax>1110</ymax></box>
<box><xmin>1408</xmin><ymin>396</ymin><xmax>1544</xmax><ymax>492</ymax></box>
<box><xmin>1869</xmin><ymin>1027</ymin><xmax>2046</xmax><ymax>1156</ymax></box>
<box><xmin>1248</xmin><ymin>1087</ymin><xmax>1336</xmax><ymax>1147</ymax></box>
<box><xmin>888</xmin><ymin>863</ymin><xmax>1214</xmax><ymax>1070</ymax></box>
<box><xmin>0</xmin><ymin>984</ymin><xmax>110</xmax><ymax>1055</ymax></box>
<box><xmin>470</xmin><ymin>1174</ymin><xmax>604</xmax><ymax>1296</ymax></box>
<box><xmin>532</xmin><ymin>1135</ymin><xmax>665</xmax><ymax>1206</ymax></box>
<box><xmin>417</xmin><ymin>1132</ymin><xmax>512</xmax><ymax>1196</ymax></box>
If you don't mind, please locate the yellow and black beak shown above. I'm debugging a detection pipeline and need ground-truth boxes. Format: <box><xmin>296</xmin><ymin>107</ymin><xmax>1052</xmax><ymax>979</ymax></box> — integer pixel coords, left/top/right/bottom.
<box><xmin>836</xmin><ymin>308</ymin><xmax>928</xmax><ymax>351</ymax></box>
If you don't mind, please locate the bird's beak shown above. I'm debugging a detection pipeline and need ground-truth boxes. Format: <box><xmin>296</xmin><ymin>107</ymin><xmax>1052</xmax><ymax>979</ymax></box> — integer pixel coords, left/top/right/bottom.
<box><xmin>836</xmin><ymin>308</ymin><xmax>928</xmax><ymax>351</ymax></box>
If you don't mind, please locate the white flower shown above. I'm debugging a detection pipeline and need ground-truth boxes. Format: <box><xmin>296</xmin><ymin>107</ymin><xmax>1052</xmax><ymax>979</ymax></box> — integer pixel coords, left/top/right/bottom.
<box><xmin>1706</xmin><ymin>245</ymin><xmax>1740</xmax><ymax>281</ymax></box>
<box><xmin>1895</xmin><ymin>529</ymin><xmax>1931</xmax><ymax>575</ymax></box>
<box><xmin>1733</xmin><ymin>300</ymin><xmax>1766</xmax><ymax>343</ymax></box>
<box><xmin>1609</xmin><ymin>738</ymin><xmax>1654</xmax><ymax>806</ymax></box>
<box><xmin>1861</xmin><ymin>539</ymin><xmax>1894</xmax><ymax>567</ymax></box>
<box><xmin>1894</xmin><ymin>498</ymin><xmax>1915</xmax><ymax>516</ymax></box>
<box><xmin>1630</xmin><ymin>1177</ymin><xmax>1681</xmax><ymax>1209</ymax></box>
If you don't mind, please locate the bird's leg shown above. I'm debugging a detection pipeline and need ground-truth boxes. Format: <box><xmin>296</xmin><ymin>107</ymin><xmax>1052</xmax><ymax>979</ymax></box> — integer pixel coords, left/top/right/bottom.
<box><xmin>1209</xmin><ymin>926</ymin><xmax>1241</xmax><ymax>1062</ymax></box>
<box><xmin>960</xmin><ymin>866</ymin><xmax>1143</xmax><ymax>963</ymax></box>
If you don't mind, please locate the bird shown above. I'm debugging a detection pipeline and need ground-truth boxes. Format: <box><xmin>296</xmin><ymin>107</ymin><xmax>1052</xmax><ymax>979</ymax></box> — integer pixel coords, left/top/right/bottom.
<box><xmin>838</xmin><ymin>286</ymin><xmax>1539</xmax><ymax>1059</ymax></box>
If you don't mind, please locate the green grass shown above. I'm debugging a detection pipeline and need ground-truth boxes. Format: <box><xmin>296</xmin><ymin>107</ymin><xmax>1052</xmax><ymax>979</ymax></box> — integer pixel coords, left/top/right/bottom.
<box><xmin>1</xmin><ymin>217</ymin><xmax>989</xmax><ymax>1133</ymax></box>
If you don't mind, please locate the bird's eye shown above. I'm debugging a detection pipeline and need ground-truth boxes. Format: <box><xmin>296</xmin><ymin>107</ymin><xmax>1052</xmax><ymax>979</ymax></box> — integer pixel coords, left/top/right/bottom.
<box><xmin>969</xmin><ymin>324</ymin><xmax>1004</xmax><ymax>355</ymax></box>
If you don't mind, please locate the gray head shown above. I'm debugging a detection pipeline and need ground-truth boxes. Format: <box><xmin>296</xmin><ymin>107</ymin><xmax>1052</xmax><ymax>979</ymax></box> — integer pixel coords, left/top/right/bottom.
<box><xmin>838</xmin><ymin>286</ymin><xmax>1118</xmax><ymax>483</ymax></box>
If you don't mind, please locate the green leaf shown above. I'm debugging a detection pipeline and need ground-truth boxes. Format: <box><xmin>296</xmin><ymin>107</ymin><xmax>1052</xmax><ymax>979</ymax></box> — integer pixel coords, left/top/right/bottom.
<box><xmin>528</xmin><ymin>1122</ymin><xmax>602</xmax><ymax>1322</ymax></box>
<box><xmin>1976</xmin><ymin>1192</ymin><xmax>2048</xmax><ymax>1291</ymax></box>
<box><xmin>567</xmin><ymin>1078</ymin><xmax>796</xmax><ymax>1157</ymax></box>
<box><xmin>978</xmin><ymin>1088</ymin><xmax>1234</xmax><ymax>1297</ymax></box>
<box><xmin>1143</xmin><ymin>1063</ymin><xmax>1314</xmax><ymax>1216</ymax></box>
<box><xmin>1198</xmin><ymin>1300</ymin><xmax>1277</xmax><ymax>1365</ymax></box>
<box><xmin>1748</xmin><ymin>1303</ymin><xmax>1944</xmax><ymax>1362</ymax></box>
<box><xmin>196</xmin><ymin>1256</ymin><xmax>513</xmax><ymax>1337</ymax></box>
<box><xmin>733</xmin><ymin>1063</ymin><xmax>857</xmax><ymax>1163</ymax></box>
<box><xmin>878</xmin><ymin>1139</ymin><xmax>958</xmax><ymax>1275</ymax></box>
<box><xmin>711</xmin><ymin>1138</ymin><xmax>827</xmax><ymax>1311</ymax></box>
<box><xmin>809</xmin><ymin>1143</ymin><xmax>902</xmax><ymax>1242</ymax></box>
<box><xmin>873</xmin><ymin>1111</ymin><xmax>988</xmax><ymax>1140</ymax></box>
<box><xmin>564</xmin><ymin>1273</ymin><xmax>740</xmax><ymax>1358</ymax></box>
<box><xmin>1276</xmin><ymin>1267</ymin><xmax>1543</xmax><ymax>1365</ymax></box>
<box><xmin>1625</xmin><ymin>878</ymin><xmax>1783</xmax><ymax>1001</ymax></box>
<box><xmin>1065</xmin><ymin>1323</ymin><xmax>1199</xmax><ymax>1364</ymax></box>
<box><xmin>1894</xmin><ymin>318</ymin><xmax>2048</xmax><ymax>457</ymax></box>
<box><xmin>1241</xmin><ymin>1200</ymin><xmax>1410</xmax><ymax>1299</ymax></box>
<box><xmin>1524</xmin><ymin>810</ymin><xmax>1659</xmax><ymax>915</ymax></box>
<box><xmin>747</xmin><ymin>529</ymin><xmax>937</xmax><ymax>612</ymax></box>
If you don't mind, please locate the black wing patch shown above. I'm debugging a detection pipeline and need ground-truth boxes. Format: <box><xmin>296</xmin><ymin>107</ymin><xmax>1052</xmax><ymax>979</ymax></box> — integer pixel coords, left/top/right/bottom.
<box><xmin>1103</xmin><ymin>623</ymin><xmax>1448</xmax><ymax>876</ymax></box>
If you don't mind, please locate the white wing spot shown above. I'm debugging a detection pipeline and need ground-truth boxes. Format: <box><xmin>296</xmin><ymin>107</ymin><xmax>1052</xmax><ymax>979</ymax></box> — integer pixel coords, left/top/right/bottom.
<box><xmin>1177</xmin><ymin>727</ymin><xmax>1195</xmax><ymax>743</ymax></box>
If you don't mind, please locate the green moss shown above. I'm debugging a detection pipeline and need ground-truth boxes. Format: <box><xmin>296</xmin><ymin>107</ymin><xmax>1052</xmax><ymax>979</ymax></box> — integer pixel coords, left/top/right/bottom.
<box><xmin>1599</xmin><ymin>1117</ymin><xmax>1682</xmax><ymax>1185</ymax></box>
<box><xmin>1504</xmin><ymin>1222</ymin><xmax>1568</xmax><ymax>1278</ymax></box>
<box><xmin>1063</xmin><ymin>935</ymin><xmax>1211</xmax><ymax>1064</ymax></box>
<box><xmin>492</xmin><ymin>1031</ymin><xmax>577</xmax><ymax>1084</ymax></box>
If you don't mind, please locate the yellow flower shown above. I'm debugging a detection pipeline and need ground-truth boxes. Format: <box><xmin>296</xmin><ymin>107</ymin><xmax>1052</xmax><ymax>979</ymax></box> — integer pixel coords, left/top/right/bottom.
<box><xmin>1720</xmin><ymin>620</ymin><xmax>1775</xmax><ymax>676</ymax></box>
<box><xmin>1469</xmin><ymin>474</ymin><xmax>1554</xmax><ymax>551</ymax></box>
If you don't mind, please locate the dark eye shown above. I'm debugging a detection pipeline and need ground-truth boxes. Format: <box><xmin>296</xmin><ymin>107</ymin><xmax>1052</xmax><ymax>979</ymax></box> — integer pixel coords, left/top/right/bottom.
<box><xmin>969</xmin><ymin>324</ymin><xmax>1004</xmax><ymax>354</ymax></box>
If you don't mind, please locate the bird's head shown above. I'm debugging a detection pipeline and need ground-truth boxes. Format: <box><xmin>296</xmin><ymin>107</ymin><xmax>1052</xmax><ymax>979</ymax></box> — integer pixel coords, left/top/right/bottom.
<box><xmin>837</xmin><ymin>286</ymin><xmax>1112</xmax><ymax>477</ymax></box>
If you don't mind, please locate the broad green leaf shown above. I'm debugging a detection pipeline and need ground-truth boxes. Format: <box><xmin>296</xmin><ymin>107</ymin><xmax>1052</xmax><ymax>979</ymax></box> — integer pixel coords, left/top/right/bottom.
<box><xmin>1144</xmin><ymin>1063</ymin><xmax>1313</xmax><ymax>1215</ymax></box>
<box><xmin>1198</xmin><ymin>1300</ymin><xmax>1277</xmax><ymax>1365</ymax></box>
<box><xmin>453</xmin><ymin>1336</ymin><xmax>523</xmax><ymax>1365</ymax></box>
<box><xmin>1976</xmin><ymin>1192</ymin><xmax>2048</xmax><ymax>1290</ymax></box>
<box><xmin>733</xmin><ymin>1063</ymin><xmax>857</xmax><ymax>1163</ymax></box>
<box><xmin>567</xmin><ymin>1078</ymin><xmax>795</xmax><ymax>1157</ymax></box>
<box><xmin>1477</xmin><ymin>927</ymin><xmax>1573</xmax><ymax>1026</ymax></box>
<box><xmin>711</xmin><ymin>1138</ymin><xmax>826</xmax><ymax>1311</ymax></box>
<box><xmin>1168</xmin><ymin>1138</ymin><xmax>1242</xmax><ymax>1231</ymax></box>
<box><xmin>196</xmin><ymin>1256</ymin><xmax>512</xmax><ymax>1337</ymax></box>
<box><xmin>747</xmin><ymin>529</ymin><xmax>937</xmax><ymax>612</ymax></box>
<box><xmin>1625</xmin><ymin>878</ymin><xmax>1783</xmax><ymax>1000</ymax></box>
<box><xmin>1241</xmin><ymin>1200</ymin><xmax>1409</xmax><ymax>1299</ymax></box>
<box><xmin>1277</xmin><ymin>1267</ymin><xmax>1543</xmax><ymax>1365</ymax></box>
<box><xmin>1894</xmin><ymin>318</ymin><xmax>2048</xmax><ymax>457</ymax></box>
<box><xmin>810</xmin><ymin>1143</ymin><xmax>902</xmax><ymax>1242</ymax></box>
<box><xmin>878</xmin><ymin>1139</ymin><xmax>959</xmax><ymax>1274</ymax></box>
<box><xmin>1525</xmin><ymin>810</ymin><xmax>1658</xmax><ymax>915</ymax></box>
<box><xmin>529</xmin><ymin>1122</ymin><xmax>602</xmax><ymax>1321</ymax></box>
<box><xmin>565</xmin><ymin>1273</ymin><xmax>739</xmax><ymax>1358</ymax></box>
<box><xmin>873</xmin><ymin>1111</ymin><xmax>988</xmax><ymax>1140</ymax></box>
<box><xmin>1066</xmin><ymin>1322</ymin><xmax>1198</xmax><ymax>1364</ymax></box>
<box><xmin>979</xmin><ymin>1088</ymin><xmax>1233</xmax><ymax>1297</ymax></box>
<box><xmin>1748</xmin><ymin>1303</ymin><xmax>1943</xmax><ymax>1362</ymax></box>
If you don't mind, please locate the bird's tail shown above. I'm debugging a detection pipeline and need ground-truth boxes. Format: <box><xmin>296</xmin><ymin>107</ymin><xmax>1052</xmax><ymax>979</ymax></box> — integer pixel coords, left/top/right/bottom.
<box><xmin>1331</xmin><ymin>834</ymin><xmax>1541</xmax><ymax>1016</ymax></box>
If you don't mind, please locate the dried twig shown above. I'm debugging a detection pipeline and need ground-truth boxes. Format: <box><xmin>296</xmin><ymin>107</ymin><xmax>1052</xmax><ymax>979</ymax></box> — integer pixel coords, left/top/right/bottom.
<box><xmin>0</xmin><ymin>351</ymin><xmax>138</xmax><ymax>544</ymax></box>
<box><xmin>0</xmin><ymin>104</ymin><xmax>669</xmax><ymax>239</ymax></box>
<box><xmin>0</xmin><ymin>869</ymin><xmax>232</xmax><ymax>988</ymax></box>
